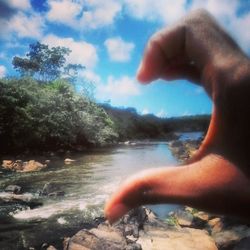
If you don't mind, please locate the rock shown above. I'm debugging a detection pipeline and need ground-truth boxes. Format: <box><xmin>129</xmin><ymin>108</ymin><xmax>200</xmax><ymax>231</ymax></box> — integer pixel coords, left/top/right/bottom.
<box><xmin>5</xmin><ymin>185</ymin><xmax>22</xmax><ymax>194</ymax></box>
<box><xmin>174</xmin><ymin>210</ymin><xmax>194</xmax><ymax>227</ymax></box>
<box><xmin>0</xmin><ymin>192</ymin><xmax>42</xmax><ymax>208</ymax></box>
<box><xmin>2</xmin><ymin>159</ymin><xmax>46</xmax><ymax>172</ymax></box>
<box><xmin>47</xmin><ymin>246</ymin><xmax>57</xmax><ymax>250</ymax></box>
<box><xmin>169</xmin><ymin>139</ymin><xmax>200</xmax><ymax>162</ymax></box>
<box><xmin>40</xmin><ymin>183</ymin><xmax>65</xmax><ymax>197</ymax></box>
<box><xmin>47</xmin><ymin>191</ymin><xmax>65</xmax><ymax>198</ymax></box>
<box><xmin>212</xmin><ymin>225</ymin><xmax>250</xmax><ymax>250</ymax></box>
<box><xmin>13</xmin><ymin>160</ymin><xmax>23</xmax><ymax>171</ymax></box>
<box><xmin>208</xmin><ymin>218</ymin><xmax>224</xmax><ymax>234</ymax></box>
<box><xmin>65</xmin><ymin>207</ymin><xmax>219</xmax><ymax>250</ymax></box>
<box><xmin>137</xmin><ymin>225</ymin><xmax>218</xmax><ymax>250</ymax></box>
<box><xmin>2</xmin><ymin>160</ymin><xmax>13</xmax><ymax>169</ymax></box>
<box><xmin>45</xmin><ymin>160</ymin><xmax>51</xmax><ymax>164</ymax></box>
<box><xmin>0</xmin><ymin>192</ymin><xmax>33</xmax><ymax>202</ymax></box>
<box><xmin>64</xmin><ymin>158</ymin><xmax>76</xmax><ymax>164</ymax></box>
<box><xmin>65</xmin><ymin>226</ymin><xmax>127</xmax><ymax>250</ymax></box>
<box><xmin>194</xmin><ymin>211</ymin><xmax>210</xmax><ymax>222</ymax></box>
<box><xmin>233</xmin><ymin>236</ymin><xmax>250</xmax><ymax>250</ymax></box>
<box><xmin>41</xmin><ymin>183</ymin><xmax>53</xmax><ymax>196</ymax></box>
<box><xmin>125</xmin><ymin>243</ymin><xmax>142</xmax><ymax>250</ymax></box>
<box><xmin>22</xmin><ymin>160</ymin><xmax>46</xmax><ymax>172</ymax></box>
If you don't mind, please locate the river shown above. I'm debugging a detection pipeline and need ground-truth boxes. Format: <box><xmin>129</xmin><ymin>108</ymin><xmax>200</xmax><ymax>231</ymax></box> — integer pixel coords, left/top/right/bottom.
<box><xmin>0</xmin><ymin>133</ymin><xmax>202</xmax><ymax>249</ymax></box>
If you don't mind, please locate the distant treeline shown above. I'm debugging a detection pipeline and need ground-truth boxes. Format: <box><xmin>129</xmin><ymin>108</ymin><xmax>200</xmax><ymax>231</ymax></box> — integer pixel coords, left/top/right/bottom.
<box><xmin>102</xmin><ymin>104</ymin><xmax>210</xmax><ymax>141</ymax></box>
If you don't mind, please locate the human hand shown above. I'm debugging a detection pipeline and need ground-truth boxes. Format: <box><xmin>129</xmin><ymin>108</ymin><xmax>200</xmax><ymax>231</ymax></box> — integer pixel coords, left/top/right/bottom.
<box><xmin>105</xmin><ymin>9</ymin><xmax>250</xmax><ymax>223</ymax></box>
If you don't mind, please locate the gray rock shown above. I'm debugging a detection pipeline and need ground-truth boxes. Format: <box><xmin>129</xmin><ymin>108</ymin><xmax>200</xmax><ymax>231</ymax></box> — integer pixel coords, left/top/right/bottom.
<box><xmin>65</xmin><ymin>226</ymin><xmax>127</xmax><ymax>250</ymax></box>
<box><xmin>5</xmin><ymin>185</ymin><xmax>22</xmax><ymax>194</ymax></box>
<box><xmin>65</xmin><ymin>207</ymin><xmax>219</xmax><ymax>250</ymax></box>
<box><xmin>212</xmin><ymin>225</ymin><xmax>250</xmax><ymax>250</ymax></box>
<box><xmin>233</xmin><ymin>236</ymin><xmax>250</xmax><ymax>250</ymax></box>
<box><xmin>125</xmin><ymin>243</ymin><xmax>142</xmax><ymax>250</ymax></box>
<box><xmin>137</xmin><ymin>225</ymin><xmax>218</xmax><ymax>250</ymax></box>
<box><xmin>174</xmin><ymin>210</ymin><xmax>194</xmax><ymax>227</ymax></box>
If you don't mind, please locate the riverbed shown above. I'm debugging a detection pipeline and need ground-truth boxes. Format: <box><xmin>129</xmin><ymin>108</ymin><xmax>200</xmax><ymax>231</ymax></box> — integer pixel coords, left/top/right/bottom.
<box><xmin>0</xmin><ymin>134</ymin><xmax>202</xmax><ymax>249</ymax></box>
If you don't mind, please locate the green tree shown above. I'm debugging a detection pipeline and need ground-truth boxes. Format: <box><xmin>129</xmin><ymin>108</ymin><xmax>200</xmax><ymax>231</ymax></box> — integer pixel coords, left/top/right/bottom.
<box><xmin>12</xmin><ymin>42</ymin><xmax>83</xmax><ymax>83</ymax></box>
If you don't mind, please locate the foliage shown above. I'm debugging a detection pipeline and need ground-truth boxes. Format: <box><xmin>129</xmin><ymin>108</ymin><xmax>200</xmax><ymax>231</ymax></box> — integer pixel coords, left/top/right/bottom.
<box><xmin>165</xmin><ymin>215</ymin><xmax>178</xmax><ymax>226</ymax></box>
<box><xmin>0</xmin><ymin>78</ymin><xmax>118</xmax><ymax>152</ymax></box>
<box><xmin>102</xmin><ymin>104</ymin><xmax>210</xmax><ymax>140</ymax></box>
<box><xmin>12</xmin><ymin>42</ymin><xmax>83</xmax><ymax>83</ymax></box>
<box><xmin>102</xmin><ymin>104</ymin><xmax>171</xmax><ymax>140</ymax></box>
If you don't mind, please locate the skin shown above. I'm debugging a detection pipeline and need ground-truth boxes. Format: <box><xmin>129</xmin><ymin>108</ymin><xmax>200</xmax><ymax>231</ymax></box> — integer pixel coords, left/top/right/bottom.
<box><xmin>105</xmin><ymin>9</ymin><xmax>250</xmax><ymax>224</ymax></box>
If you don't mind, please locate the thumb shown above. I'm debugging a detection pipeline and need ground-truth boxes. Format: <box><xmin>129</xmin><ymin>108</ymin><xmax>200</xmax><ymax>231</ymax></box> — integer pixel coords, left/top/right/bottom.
<box><xmin>104</xmin><ymin>156</ymin><xmax>250</xmax><ymax>224</ymax></box>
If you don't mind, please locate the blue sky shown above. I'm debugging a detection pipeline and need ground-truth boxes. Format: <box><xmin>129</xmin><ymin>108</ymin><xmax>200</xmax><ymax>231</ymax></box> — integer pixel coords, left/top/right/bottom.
<box><xmin>0</xmin><ymin>0</ymin><xmax>250</xmax><ymax>117</ymax></box>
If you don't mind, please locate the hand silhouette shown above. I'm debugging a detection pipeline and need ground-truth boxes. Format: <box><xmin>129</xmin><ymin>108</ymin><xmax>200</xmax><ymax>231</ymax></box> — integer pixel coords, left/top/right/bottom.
<box><xmin>105</xmin><ymin>9</ymin><xmax>250</xmax><ymax>224</ymax></box>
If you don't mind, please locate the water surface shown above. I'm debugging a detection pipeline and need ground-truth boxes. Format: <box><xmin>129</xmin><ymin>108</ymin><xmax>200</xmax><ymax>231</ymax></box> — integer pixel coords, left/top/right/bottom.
<box><xmin>0</xmin><ymin>140</ymin><xmax>191</xmax><ymax>249</ymax></box>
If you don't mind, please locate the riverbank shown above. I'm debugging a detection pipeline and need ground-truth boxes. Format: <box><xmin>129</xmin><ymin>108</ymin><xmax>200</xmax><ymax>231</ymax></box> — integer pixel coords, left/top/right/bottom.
<box><xmin>1</xmin><ymin>136</ymin><xmax>249</xmax><ymax>250</ymax></box>
<box><xmin>63</xmin><ymin>136</ymin><xmax>250</xmax><ymax>250</ymax></box>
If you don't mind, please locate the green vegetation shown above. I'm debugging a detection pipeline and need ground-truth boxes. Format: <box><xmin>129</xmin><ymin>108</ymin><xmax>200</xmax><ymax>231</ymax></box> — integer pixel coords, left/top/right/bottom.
<box><xmin>0</xmin><ymin>42</ymin><xmax>210</xmax><ymax>154</ymax></box>
<box><xmin>12</xmin><ymin>42</ymin><xmax>84</xmax><ymax>83</ymax></box>
<box><xmin>102</xmin><ymin>104</ymin><xmax>210</xmax><ymax>140</ymax></box>
<box><xmin>165</xmin><ymin>215</ymin><xmax>179</xmax><ymax>226</ymax></box>
<box><xmin>0</xmin><ymin>78</ymin><xmax>118</xmax><ymax>153</ymax></box>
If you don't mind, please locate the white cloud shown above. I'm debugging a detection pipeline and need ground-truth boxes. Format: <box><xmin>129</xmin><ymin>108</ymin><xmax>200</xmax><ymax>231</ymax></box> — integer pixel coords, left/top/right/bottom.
<box><xmin>96</xmin><ymin>75</ymin><xmax>140</xmax><ymax>100</ymax></box>
<box><xmin>190</xmin><ymin>0</ymin><xmax>238</xmax><ymax>20</ymax></box>
<box><xmin>47</xmin><ymin>0</ymin><xmax>82</xmax><ymax>27</ymax></box>
<box><xmin>229</xmin><ymin>12</ymin><xmax>250</xmax><ymax>53</ymax></box>
<box><xmin>79</xmin><ymin>69</ymin><xmax>101</xmax><ymax>84</ymax></box>
<box><xmin>5</xmin><ymin>12</ymin><xmax>44</xmax><ymax>39</ymax></box>
<box><xmin>142</xmin><ymin>108</ymin><xmax>149</xmax><ymax>115</ymax></box>
<box><xmin>46</xmin><ymin>0</ymin><xmax>122</xmax><ymax>29</ymax></box>
<box><xmin>190</xmin><ymin>0</ymin><xmax>250</xmax><ymax>52</ymax></box>
<box><xmin>8</xmin><ymin>0</ymin><xmax>31</xmax><ymax>10</ymax></box>
<box><xmin>42</xmin><ymin>34</ymin><xmax>98</xmax><ymax>69</ymax></box>
<box><xmin>124</xmin><ymin>0</ymin><xmax>187</xmax><ymax>24</ymax></box>
<box><xmin>156</xmin><ymin>109</ymin><xmax>167</xmax><ymax>118</ymax></box>
<box><xmin>80</xmin><ymin>0</ymin><xmax>122</xmax><ymax>29</ymax></box>
<box><xmin>123</xmin><ymin>0</ymin><xmax>250</xmax><ymax>53</ymax></box>
<box><xmin>104</xmin><ymin>37</ymin><xmax>135</xmax><ymax>62</ymax></box>
<box><xmin>0</xmin><ymin>65</ymin><xmax>7</xmax><ymax>78</ymax></box>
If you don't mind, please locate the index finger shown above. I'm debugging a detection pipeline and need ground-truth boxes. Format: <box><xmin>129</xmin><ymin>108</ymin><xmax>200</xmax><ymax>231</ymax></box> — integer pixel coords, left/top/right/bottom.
<box><xmin>137</xmin><ymin>24</ymin><xmax>186</xmax><ymax>83</ymax></box>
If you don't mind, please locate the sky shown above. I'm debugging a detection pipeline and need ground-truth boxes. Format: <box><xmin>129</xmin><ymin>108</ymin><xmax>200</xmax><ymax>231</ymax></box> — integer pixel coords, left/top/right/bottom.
<box><xmin>0</xmin><ymin>0</ymin><xmax>250</xmax><ymax>117</ymax></box>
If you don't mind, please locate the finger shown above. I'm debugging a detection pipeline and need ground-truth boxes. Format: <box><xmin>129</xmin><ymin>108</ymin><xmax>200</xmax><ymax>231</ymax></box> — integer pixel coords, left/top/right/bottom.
<box><xmin>161</xmin><ymin>63</ymin><xmax>201</xmax><ymax>84</ymax></box>
<box><xmin>137</xmin><ymin>25</ymin><xmax>186</xmax><ymax>84</ymax></box>
<box><xmin>105</xmin><ymin>156</ymin><xmax>250</xmax><ymax>224</ymax></box>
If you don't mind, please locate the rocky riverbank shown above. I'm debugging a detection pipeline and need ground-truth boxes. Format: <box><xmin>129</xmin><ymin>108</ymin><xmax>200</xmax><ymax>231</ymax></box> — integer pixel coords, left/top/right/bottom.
<box><xmin>61</xmin><ymin>136</ymin><xmax>250</xmax><ymax>250</ymax></box>
<box><xmin>63</xmin><ymin>206</ymin><xmax>250</xmax><ymax>250</ymax></box>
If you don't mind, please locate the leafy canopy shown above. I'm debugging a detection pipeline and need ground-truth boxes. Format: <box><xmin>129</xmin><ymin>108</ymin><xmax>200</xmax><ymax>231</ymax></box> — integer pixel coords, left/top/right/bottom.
<box><xmin>12</xmin><ymin>42</ymin><xmax>83</xmax><ymax>83</ymax></box>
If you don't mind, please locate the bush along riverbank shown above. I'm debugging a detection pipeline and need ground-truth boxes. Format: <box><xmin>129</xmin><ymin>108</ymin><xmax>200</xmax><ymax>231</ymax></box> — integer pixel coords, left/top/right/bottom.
<box><xmin>61</xmin><ymin>136</ymin><xmax>250</xmax><ymax>250</ymax></box>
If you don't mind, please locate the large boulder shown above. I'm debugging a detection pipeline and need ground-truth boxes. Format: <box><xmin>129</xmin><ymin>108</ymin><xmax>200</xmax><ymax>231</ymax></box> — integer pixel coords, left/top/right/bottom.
<box><xmin>64</xmin><ymin>224</ymin><xmax>127</xmax><ymax>250</ymax></box>
<box><xmin>137</xmin><ymin>225</ymin><xmax>218</xmax><ymax>250</ymax></box>
<box><xmin>64</xmin><ymin>207</ymin><xmax>218</xmax><ymax>250</ymax></box>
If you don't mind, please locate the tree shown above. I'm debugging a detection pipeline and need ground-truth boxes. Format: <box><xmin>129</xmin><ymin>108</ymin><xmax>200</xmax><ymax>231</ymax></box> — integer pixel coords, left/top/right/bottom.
<box><xmin>12</xmin><ymin>42</ymin><xmax>83</xmax><ymax>83</ymax></box>
<box><xmin>63</xmin><ymin>63</ymin><xmax>85</xmax><ymax>85</ymax></box>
